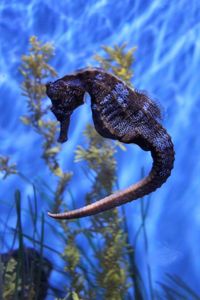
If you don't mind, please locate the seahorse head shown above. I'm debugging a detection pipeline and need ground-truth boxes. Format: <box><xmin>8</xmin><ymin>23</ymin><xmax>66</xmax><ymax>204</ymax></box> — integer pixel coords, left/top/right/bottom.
<box><xmin>46</xmin><ymin>79</ymin><xmax>84</xmax><ymax>142</ymax></box>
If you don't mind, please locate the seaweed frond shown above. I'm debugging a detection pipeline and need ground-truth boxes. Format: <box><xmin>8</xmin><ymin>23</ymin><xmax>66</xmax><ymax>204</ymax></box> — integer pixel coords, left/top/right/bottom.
<box><xmin>2</xmin><ymin>258</ymin><xmax>19</xmax><ymax>299</ymax></box>
<box><xmin>157</xmin><ymin>273</ymin><xmax>200</xmax><ymax>300</ymax></box>
<box><xmin>20</xmin><ymin>36</ymin><xmax>72</xmax><ymax>213</ymax></box>
<box><xmin>94</xmin><ymin>43</ymin><xmax>137</xmax><ymax>86</ymax></box>
<box><xmin>0</xmin><ymin>156</ymin><xmax>18</xmax><ymax>179</ymax></box>
<box><xmin>75</xmin><ymin>125</ymin><xmax>132</xmax><ymax>300</ymax></box>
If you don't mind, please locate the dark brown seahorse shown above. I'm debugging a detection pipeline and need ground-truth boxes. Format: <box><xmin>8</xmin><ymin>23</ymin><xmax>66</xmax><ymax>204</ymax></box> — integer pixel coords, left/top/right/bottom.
<box><xmin>46</xmin><ymin>67</ymin><xmax>175</xmax><ymax>220</ymax></box>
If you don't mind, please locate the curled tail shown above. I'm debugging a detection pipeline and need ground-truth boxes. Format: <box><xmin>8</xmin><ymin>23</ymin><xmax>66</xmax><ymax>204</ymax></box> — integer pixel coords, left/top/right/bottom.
<box><xmin>48</xmin><ymin>127</ymin><xmax>175</xmax><ymax>220</ymax></box>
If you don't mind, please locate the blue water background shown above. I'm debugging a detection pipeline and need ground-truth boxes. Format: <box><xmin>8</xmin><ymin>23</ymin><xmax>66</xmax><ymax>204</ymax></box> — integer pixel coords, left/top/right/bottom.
<box><xmin>0</xmin><ymin>0</ymin><xmax>200</xmax><ymax>298</ymax></box>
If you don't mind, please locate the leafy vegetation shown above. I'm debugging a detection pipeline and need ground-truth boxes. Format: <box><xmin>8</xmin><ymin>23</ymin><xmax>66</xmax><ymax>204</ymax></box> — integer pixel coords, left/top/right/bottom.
<box><xmin>0</xmin><ymin>156</ymin><xmax>18</xmax><ymax>179</ymax></box>
<box><xmin>20</xmin><ymin>36</ymin><xmax>72</xmax><ymax>213</ymax></box>
<box><xmin>94</xmin><ymin>43</ymin><xmax>136</xmax><ymax>86</ymax></box>
<box><xmin>74</xmin><ymin>125</ymin><xmax>132</xmax><ymax>300</ymax></box>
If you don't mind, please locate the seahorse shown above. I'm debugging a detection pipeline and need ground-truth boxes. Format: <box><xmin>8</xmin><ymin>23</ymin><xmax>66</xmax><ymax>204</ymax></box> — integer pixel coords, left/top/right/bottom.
<box><xmin>46</xmin><ymin>67</ymin><xmax>175</xmax><ymax>219</ymax></box>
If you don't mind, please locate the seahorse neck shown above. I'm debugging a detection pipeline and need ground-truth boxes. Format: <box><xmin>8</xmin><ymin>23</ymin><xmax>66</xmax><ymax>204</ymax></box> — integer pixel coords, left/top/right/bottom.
<box><xmin>74</xmin><ymin>68</ymin><xmax>107</xmax><ymax>94</ymax></box>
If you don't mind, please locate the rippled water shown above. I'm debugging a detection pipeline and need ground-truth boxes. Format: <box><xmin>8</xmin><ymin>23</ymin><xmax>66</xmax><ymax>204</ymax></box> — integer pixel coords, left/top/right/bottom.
<box><xmin>0</xmin><ymin>0</ymin><xmax>200</xmax><ymax>298</ymax></box>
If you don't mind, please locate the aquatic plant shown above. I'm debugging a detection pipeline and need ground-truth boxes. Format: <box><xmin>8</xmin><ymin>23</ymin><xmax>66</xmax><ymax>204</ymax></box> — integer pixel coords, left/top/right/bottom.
<box><xmin>0</xmin><ymin>156</ymin><xmax>18</xmax><ymax>179</ymax></box>
<box><xmin>74</xmin><ymin>125</ymin><xmax>132</xmax><ymax>299</ymax></box>
<box><xmin>0</xmin><ymin>190</ymin><xmax>52</xmax><ymax>299</ymax></box>
<box><xmin>94</xmin><ymin>43</ymin><xmax>137</xmax><ymax>86</ymax></box>
<box><xmin>156</xmin><ymin>273</ymin><xmax>200</xmax><ymax>300</ymax></box>
<box><xmin>1</xmin><ymin>36</ymin><xmax>198</xmax><ymax>300</ymax></box>
<box><xmin>20</xmin><ymin>36</ymin><xmax>84</xmax><ymax>298</ymax></box>
<box><xmin>1</xmin><ymin>258</ymin><xmax>19</xmax><ymax>299</ymax></box>
<box><xmin>20</xmin><ymin>36</ymin><xmax>72</xmax><ymax>213</ymax></box>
